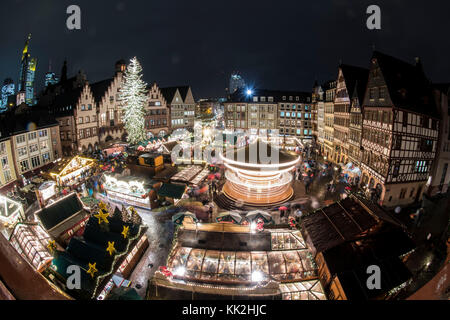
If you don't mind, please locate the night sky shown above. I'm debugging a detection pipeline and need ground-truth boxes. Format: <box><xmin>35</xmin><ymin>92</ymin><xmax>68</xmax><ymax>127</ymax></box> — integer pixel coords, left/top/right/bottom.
<box><xmin>1</xmin><ymin>0</ymin><xmax>449</xmax><ymax>98</ymax></box>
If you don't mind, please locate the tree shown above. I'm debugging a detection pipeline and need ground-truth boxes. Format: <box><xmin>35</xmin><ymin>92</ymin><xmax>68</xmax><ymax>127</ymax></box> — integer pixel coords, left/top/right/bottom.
<box><xmin>120</xmin><ymin>57</ymin><xmax>148</xmax><ymax>145</ymax></box>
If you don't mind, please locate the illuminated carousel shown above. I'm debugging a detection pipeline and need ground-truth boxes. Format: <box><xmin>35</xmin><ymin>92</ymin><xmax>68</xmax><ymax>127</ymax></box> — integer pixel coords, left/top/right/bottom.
<box><xmin>220</xmin><ymin>140</ymin><xmax>300</xmax><ymax>206</ymax></box>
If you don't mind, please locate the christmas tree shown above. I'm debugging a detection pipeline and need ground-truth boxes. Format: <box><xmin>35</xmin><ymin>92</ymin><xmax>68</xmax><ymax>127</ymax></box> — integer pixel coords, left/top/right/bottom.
<box><xmin>120</xmin><ymin>57</ymin><xmax>148</xmax><ymax>145</ymax></box>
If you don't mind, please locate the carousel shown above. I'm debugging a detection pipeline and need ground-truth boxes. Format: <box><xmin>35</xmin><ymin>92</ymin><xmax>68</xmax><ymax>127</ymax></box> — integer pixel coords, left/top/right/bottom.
<box><xmin>220</xmin><ymin>140</ymin><xmax>301</xmax><ymax>206</ymax></box>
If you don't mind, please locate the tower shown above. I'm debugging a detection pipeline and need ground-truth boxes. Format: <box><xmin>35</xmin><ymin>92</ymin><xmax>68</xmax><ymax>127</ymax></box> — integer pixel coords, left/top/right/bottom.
<box><xmin>17</xmin><ymin>34</ymin><xmax>37</xmax><ymax>106</ymax></box>
<box><xmin>0</xmin><ymin>78</ymin><xmax>15</xmax><ymax>112</ymax></box>
<box><xmin>229</xmin><ymin>72</ymin><xmax>245</xmax><ymax>94</ymax></box>
<box><xmin>45</xmin><ymin>60</ymin><xmax>59</xmax><ymax>87</ymax></box>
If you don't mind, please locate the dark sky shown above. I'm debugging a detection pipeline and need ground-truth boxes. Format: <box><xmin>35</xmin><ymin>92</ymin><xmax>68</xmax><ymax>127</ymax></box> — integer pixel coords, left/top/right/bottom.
<box><xmin>1</xmin><ymin>0</ymin><xmax>449</xmax><ymax>98</ymax></box>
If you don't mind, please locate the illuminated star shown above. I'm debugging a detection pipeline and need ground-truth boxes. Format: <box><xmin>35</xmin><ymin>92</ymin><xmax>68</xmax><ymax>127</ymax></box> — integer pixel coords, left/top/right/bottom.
<box><xmin>87</xmin><ymin>262</ymin><xmax>98</xmax><ymax>279</ymax></box>
<box><xmin>106</xmin><ymin>241</ymin><xmax>116</xmax><ymax>256</ymax></box>
<box><xmin>94</xmin><ymin>209</ymin><xmax>109</xmax><ymax>224</ymax></box>
<box><xmin>47</xmin><ymin>240</ymin><xmax>56</xmax><ymax>252</ymax></box>
<box><xmin>121</xmin><ymin>226</ymin><xmax>129</xmax><ymax>239</ymax></box>
<box><xmin>98</xmin><ymin>201</ymin><xmax>108</xmax><ymax>211</ymax></box>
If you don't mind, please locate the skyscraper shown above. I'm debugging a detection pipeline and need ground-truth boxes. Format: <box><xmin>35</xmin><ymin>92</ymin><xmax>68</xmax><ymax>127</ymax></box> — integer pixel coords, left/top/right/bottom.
<box><xmin>0</xmin><ymin>78</ymin><xmax>15</xmax><ymax>112</ymax></box>
<box><xmin>229</xmin><ymin>72</ymin><xmax>245</xmax><ymax>94</ymax></box>
<box><xmin>17</xmin><ymin>34</ymin><xmax>37</xmax><ymax>105</ymax></box>
<box><xmin>45</xmin><ymin>61</ymin><xmax>59</xmax><ymax>87</ymax></box>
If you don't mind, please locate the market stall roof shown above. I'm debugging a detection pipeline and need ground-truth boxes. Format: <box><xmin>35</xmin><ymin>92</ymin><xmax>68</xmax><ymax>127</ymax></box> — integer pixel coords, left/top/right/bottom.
<box><xmin>153</xmin><ymin>166</ymin><xmax>178</xmax><ymax>181</ymax></box>
<box><xmin>35</xmin><ymin>193</ymin><xmax>85</xmax><ymax>230</ymax></box>
<box><xmin>169</xmin><ymin>246</ymin><xmax>317</xmax><ymax>284</ymax></box>
<box><xmin>0</xmin><ymin>233</ymin><xmax>70</xmax><ymax>300</ymax></box>
<box><xmin>157</xmin><ymin>183</ymin><xmax>187</xmax><ymax>199</ymax></box>
<box><xmin>279</xmin><ymin>279</ymin><xmax>326</xmax><ymax>300</ymax></box>
<box><xmin>0</xmin><ymin>195</ymin><xmax>24</xmax><ymax>224</ymax></box>
<box><xmin>302</xmin><ymin>195</ymin><xmax>407</xmax><ymax>255</ymax></box>
<box><xmin>171</xmin><ymin>165</ymin><xmax>203</xmax><ymax>183</ymax></box>
<box><xmin>49</xmin><ymin>156</ymin><xmax>95</xmax><ymax>177</ymax></box>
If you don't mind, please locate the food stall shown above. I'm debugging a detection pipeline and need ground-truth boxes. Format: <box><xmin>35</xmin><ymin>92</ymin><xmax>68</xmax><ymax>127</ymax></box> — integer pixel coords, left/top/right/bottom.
<box><xmin>50</xmin><ymin>156</ymin><xmax>96</xmax><ymax>187</ymax></box>
<box><xmin>0</xmin><ymin>195</ymin><xmax>25</xmax><ymax>227</ymax></box>
<box><xmin>35</xmin><ymin>181</ymin><xmax>57</xmax><ymax>208</ymax></box>
<box><xmin>102</xmin><ymin>174</ymin><xmax>159</xmax><ymax>210</ymax></box>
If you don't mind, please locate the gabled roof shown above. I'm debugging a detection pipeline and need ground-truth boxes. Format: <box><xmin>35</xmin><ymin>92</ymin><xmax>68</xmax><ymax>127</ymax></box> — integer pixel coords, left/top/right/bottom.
<box><xmin>36</xmin><ymin>193</ymin><xmax>84</xmax><ymax>230</ymax></box>
<box><xmin>177</xmin><ymin>86</ymin><xmax>191</xmax><ymax>101</ymax></box>
<box><xmin>91</xmin><ymin>78</ymin><xmax>114</xmax><ymax>104</ymax></box>
<box><xmin>301</xmin><ymin>195</ymin><xmax>403</xmax><ymax>253</ymax></box>
<box><xmin>160</xmin><ymin>87</ymin><xmax>179</xmax><ymax>103</ymax></box>
<box><xmin>339</xmin><ymin>64</ymin><xmax>369</xmax><ymax>104</ymax></box>
<box><xmin>372</xmin><ymin>51</ymin><xmax>439</xmax><ymax>118</ymax></box>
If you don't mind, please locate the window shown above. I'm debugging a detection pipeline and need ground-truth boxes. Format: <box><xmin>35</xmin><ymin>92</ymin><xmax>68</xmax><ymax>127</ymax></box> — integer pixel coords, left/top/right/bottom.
<box><xmin>403</xmin><ymin>112</ymin><xmax>408</xmax><ymax>127</ymax></box>
<box><xmin>253</xmin><ymin>97</ymin><xmax>258</xmax><ymax>102</ymax></box>
<box><xmin>85</xmin><ymin>116</ymin><xmax>90</xmax><ymax>123</ymax></box>
<box><xmin>3</xmin><ymin>170</ymin><xmax>12</xmax><ymax>182</ymax></box>
<box><xmin>39</xmin><ymin>130</ymin><xmax>48</xmax><ymax>138</ymax></box>
<box><xmin>29</xmin><ymin>144</ymin><xmax>39</xmax><ymax>154</ymax></box>
<box><xmin>280</xmin><ymin>112</ymin><xmax>285</xmax><ymax>117</ymax></box>
<box><xmin>393</xmin><ymin>161</ymin><xmax>400</xmax><ymax>177</ymax></box>
<box><xmin>399</xmin><ymin>188</ymin><xmax>407</xmax><ymax>199</ymax></box>
<box><xmin>1</xmin><ymin>156</ymin><xmax>8</xmax><ymax>169</ymax></box>
<box><xmin>31</xmin><ymin>156</ymin><xmax>41</xmax><ymax>168</ymax></box>
<box><xmin>16</xmin><ymin>135</ymin><xmax>26</xmax><ymax>144</ymax></box>
<box><xmin>42</xmin><ymin>152</ymin><xmax>51</xmax><ymax>164</ymax></box>
<box><xmin>18</xmin><ymin>146</ymin><xmax>27</xmax><ymax>157</ymax></box>
<box><xmin>369</xmin><ymin>88</ymin><xmax>376</xmax><ymax>99</ymax></box>
<box><xmin>79</xmin><ymin>129</ymin><xmax>84</xmax><ymax>139</ymax></box>
<box><xmin>88</xmin><ymin>104</ymin><xmax>92</xmax><ymax>110</ymax></box>
<box><xmin>92</xmin><ymin>127</ymin><xmax>97</xmax><ymax>135</ymax></box>
<box><xmin>20</xmin><ymin>160</ymin><xmax>29</xmax><ymax>172</ymax></box>
<box><xmin>379</xmin><ymin>87</ymin><xmax>386</xmax><ymax>99</ymax></box>
<box><xmin>28</xmin><ymin>132</ymin><xmax>37</xmax><ymax>140</ymax></box>
<box><xmin>81</xmin><ymin>104</ymin><xmax>86</xmax><ymax>111</ymax></box>
<box><xmin>40</xmin><ymin>141</ymin><xmax>49</xmax><ymax>150</ymax></box>
<box><xmin>78</xmin><ymin>117</ymin><xmax>83</xmax><ymax>124</ymax></box>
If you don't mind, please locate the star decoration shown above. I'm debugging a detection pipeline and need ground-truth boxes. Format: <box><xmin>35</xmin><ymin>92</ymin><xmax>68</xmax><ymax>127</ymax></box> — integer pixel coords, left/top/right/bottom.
<box><xmin>121</xmin><ymin>226</ymin><xmax>130</xmax><ymax>239</ymax></box>
<box><xmin>98</xmin><ymin>201</ymin><xmax>107</xmax><ymax>211</ymax></box>
<box><xmin>47</xmin><ymin>240</ymin><xmax>56</xmax><ymax>253</ymax></box>
<box><xmin>94</xmin><ymin>209</ymin><xmax>109</xmax><ymax>224</ymax></box>
<box><xmin>87</xmin><ymin>262</ymin><xmax>98</xmax><ymax>279</ymax></box>
<box><xmin>106</xmin><ymin>241</ymin><xmax>116</xmax><ymax>256</ymax></box>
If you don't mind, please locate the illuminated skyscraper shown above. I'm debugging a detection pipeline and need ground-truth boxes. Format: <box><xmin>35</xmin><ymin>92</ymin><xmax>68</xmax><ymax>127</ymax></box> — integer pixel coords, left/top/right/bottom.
<box><xmin>229</xmin><ymin>72</ymin><xmax>245</xmax><ymax>94</ymax></box>
<box><xmin>0</xmin><ymin>78</ymin><xmax>15</xmax><ymax>112</ymax></box>
<box><xmin>45</xmin><ymin>61</ymin><xmax>59</xmax><ymax>87</ymax></box>
<box><xmin>17</xmin><ymin>34</ymin><xmax>37</xmax><ymax>105</ymax></box>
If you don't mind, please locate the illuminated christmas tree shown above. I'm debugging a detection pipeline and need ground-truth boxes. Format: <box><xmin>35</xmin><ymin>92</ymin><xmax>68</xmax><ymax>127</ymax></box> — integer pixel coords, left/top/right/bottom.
<box><xmin>120</xmin><ymin>57</ymin><xmax>148</xmax><ymax>145</ymax></box>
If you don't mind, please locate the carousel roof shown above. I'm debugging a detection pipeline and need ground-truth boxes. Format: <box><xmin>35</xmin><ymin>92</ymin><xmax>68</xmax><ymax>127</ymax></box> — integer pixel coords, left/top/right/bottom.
<box><xmin>221</xmin><ymin>140</ymin><xmax>300</xmax><ymax>171</ymax></box>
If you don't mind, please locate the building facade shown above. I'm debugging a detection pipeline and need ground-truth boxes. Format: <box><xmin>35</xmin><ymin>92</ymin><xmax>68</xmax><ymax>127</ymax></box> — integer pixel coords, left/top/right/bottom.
<box><xmin>146</xmin><ymin>82</ymin><xmax>170</xmax><ymax>137</ymax></box>
<box><xmin>360</xmin><ymin>52</ymin><xmax>439</xmax><ymax>207</ymax></box>
<box><xmin>161</xmin><ymin>86</ymin><xmax>195</xmax><ymax>130</ymax></box>
<box><xmin>334</xmin><ymin>65</ymin><xmax>369</xmax><ymax>165</ymax></box>
<box><xmin>224</xmin><ymin>89</ymin><xmax>312</xmax><ymax>141</ymax></box>
<box><xmin>428</xmin><ymin>84</ymin><xmax>450</xmax><ymax>195</ymax></box>
<box><xmin>0</xmin><ymin>105</ymin><xmax>62</xmax><ymax>185</ymax></box>
<box><xmin>323</xmin><ymin>81</ymin><xmax>336</xmax><ymax>162</ymax></box>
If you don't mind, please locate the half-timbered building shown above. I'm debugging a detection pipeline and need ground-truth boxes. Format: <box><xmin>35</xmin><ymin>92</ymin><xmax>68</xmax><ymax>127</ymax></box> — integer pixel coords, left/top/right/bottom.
<box><xmin>333</xmin><ymin>65</ymin><xmax>369</xmax><ymax>165</ymax></box>
<box><xmin>360</xmin><ymin>51</ymin><xmax>439</xmax><ymax>207</ymax></box>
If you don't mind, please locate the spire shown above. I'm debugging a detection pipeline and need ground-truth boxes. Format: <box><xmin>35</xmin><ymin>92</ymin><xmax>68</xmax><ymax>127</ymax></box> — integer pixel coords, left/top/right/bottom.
<box><xmin>21</xmin><ymin>33</ymin><xmax>31</xmax><ymax>61</ymax></box>
<box><xmin>60</xmin><ymin>60</ymin><xmax>67</xmax><ymax>83</ymax></box>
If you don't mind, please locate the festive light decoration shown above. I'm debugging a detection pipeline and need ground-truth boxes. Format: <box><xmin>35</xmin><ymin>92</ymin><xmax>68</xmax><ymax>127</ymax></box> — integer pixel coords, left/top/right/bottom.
<box><xmin>98</xmin><ymin>201</ymin><xmax>107</xmax><ymax>212</ymax></box>
<box><xmin>94</xmin><ymin>209</ymin><xmax>109</xmax><ymax>225</ymax></box>
<box><xmin>120</xmin><ymin>57</ymin><xmax>148</xmax><ymax>145</ymax></box>
<box><xmin>106</xmin><ymin>241</ymin><xmax>116</xmax><ymax>256</ymax></box>
<box><xmin>87</xmin><ymin>262</ymin><xmax>98</xmax><ymax>279</ymax></box>
<box><xmin>121</xmin><ymin>226</ymin><xmax>130</xmax><ymax>239</ymax></box>
<box><xmin>47</xmin><ymin>240</ymin><xmax>57</xmax><ymax>253</ymax></box>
